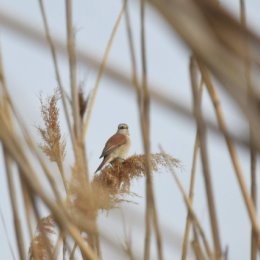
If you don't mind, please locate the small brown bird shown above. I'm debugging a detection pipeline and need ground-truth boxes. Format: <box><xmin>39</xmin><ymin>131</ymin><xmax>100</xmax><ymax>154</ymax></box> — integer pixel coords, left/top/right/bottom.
<box><xmin>95</xmin><ymin>123</ymin><xmax>131</xmax><ymax>172</ymax></box>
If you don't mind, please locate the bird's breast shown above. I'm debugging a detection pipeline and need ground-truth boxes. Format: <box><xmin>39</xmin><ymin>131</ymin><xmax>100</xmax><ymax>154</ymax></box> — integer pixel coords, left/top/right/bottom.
<box><xmin>114</xmin><ymin>135</ymin><xmax>130</xmax><ymax>159</ymax></box>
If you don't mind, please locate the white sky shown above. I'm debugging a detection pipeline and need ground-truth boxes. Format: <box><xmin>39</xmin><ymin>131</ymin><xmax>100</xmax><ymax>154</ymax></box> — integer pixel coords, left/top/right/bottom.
<box><xmin>1</xmin><ymin>0</ymin><xmax>260</xmax><ymax>260</ymax></box>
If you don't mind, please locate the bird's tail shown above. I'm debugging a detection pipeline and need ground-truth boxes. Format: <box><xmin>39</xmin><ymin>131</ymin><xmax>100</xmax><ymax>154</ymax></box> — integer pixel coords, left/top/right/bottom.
<box><xmin>95</xmin><ymin>157</ymin><xmax>109</xmax><ymax>173</ymax></box>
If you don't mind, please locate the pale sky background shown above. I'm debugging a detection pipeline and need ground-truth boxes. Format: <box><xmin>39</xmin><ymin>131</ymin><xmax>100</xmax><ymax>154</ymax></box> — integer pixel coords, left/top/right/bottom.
<box><xmin>1</xmin><ymin>0</ymin><xmax>260</xmax><ymax>260</ymax></box>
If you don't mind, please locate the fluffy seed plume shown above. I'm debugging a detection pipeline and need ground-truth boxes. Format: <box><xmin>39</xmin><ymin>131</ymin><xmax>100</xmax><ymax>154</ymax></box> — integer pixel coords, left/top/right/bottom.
<box><xmin>38</xmin><ymin>90</ymin><xmax>66</xmax><ymax>164</ymax></box>
<box><xmin>92</xmin><ymin>153</ymin><xmax>181</xmax><ymax>207</ymax></box>
<box><xmin>67</xmin><ymin>153</ymin><xmax>181</xmax><ymax>217</ymax></box>
<box><xmin>29</xmin><ymin>215</ymin><xmax>56</xmax><ymax>260</ymax></box>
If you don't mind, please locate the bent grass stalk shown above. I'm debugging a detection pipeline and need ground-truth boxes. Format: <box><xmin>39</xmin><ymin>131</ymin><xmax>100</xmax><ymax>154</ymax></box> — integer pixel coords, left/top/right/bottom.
<box><xmin>82</xmin><ymin>0</ymin><xmax>127</xmax><ymax>140</ymax></box>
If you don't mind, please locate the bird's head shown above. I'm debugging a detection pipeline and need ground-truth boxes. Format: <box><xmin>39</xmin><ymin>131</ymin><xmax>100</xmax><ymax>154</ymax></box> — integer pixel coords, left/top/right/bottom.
<box><xmin>117</xmin><ymin>123</ymin><xmax>129</xmax><ymax>135</ymax></box>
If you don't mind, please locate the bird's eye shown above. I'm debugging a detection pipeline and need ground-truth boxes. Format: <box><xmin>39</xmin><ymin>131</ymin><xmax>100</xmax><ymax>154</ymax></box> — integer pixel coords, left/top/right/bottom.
<box><xmin>119</xmin><ymin>124</ymin><xmax>128</xmax><ymax>129</ymax></box>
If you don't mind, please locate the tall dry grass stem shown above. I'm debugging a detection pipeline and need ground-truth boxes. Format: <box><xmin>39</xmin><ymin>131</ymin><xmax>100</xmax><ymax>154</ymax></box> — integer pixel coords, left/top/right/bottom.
<box><xmin>190</xmin><ymin>57</ymin><xmax>222</xmax><ymax>259</ymax></box>
<box><xmin>149</xmin><ymin>0</ymin><xmax>260</xmax><ymax>151</ymax></box>
<box><xmin>181</xmin><ymin>78</ymin><xmax>203</xmax><ymax>260</ymax></box>
<box><xmin>141</xmin><ymin>1</ymin><xmax>151</xmax><ymax>259</ymax></box>
<box><xmin>1</xmin><ymin>1</ymin><xmax>260</xmax><ymax>259</ymax></box>
<box><xmin>140</xmin><ymin>1</ymin><xmax>163</xmax><ymax>260</ymax></box>
<box><xmin>3</xmin><ymin>87</ymin><xmax>64</xmax><ymax>204</ymax></box>
<box><xmin>65</xmin><ymin>0</ymin><xmax>80</xmax><ymax>139</ymax></box>
<box><xmin>0</xmin><ymin>11</ymin><xmax>250</xmax><ymax>148</ymax></box>
<box><xmin>0</xmin><ymin>208</ymin><xmax>16</xmax><ymax>260</ymax></box>
<box><xmin>20</xmin><ymin>176</ymin><xmax>34</xmax><ymax>240</ymax></box>
<box><xmin>239</xmin><ymin>1</ymin><xmax>258</xmax><ymax>259</ymax></box>
<box><xmin>0</xmin><ymin>52</ymin><xmax>26</xmax><ymax>260</ymax></box>
<box><xmin>125</xmin><ymin>0</ymin><xmax>141</xmax><ymax>101</ymax></box>
<box><xmin>0</xmin><ymin>54</ymin><xmax>65</xmax><ymax>205</ymax></box>
<box><xmin>4</xmin><ymin>152</ymin><xmax>26</xmax><ymax>260</ymax></box>
<box><xmin>192</xmin><ymin>227</ymin><xmax>207</xmax><ymax>260</ymax></box>
<box><xmin>0</xmin><ymin>118</ymin><xmax>98</xmax><ymax>260</ymax></box>
<box><xmin>82</xmin><ymin>0</ymin><xmax>127</xmax><ymax>140</ymax></box>
<box><xmin>38</xmin><ymin>0</ymin><xmax>75</xmax><ymax>150</ymax></box>
<box><xmin>159</xmin><ymin>147</ymin><xmax>213</xmax><ymax>259</ymax></box>
<box><xmin>197</xmin><ymin>61</ymin><xmax>260</xmax><ymax>242</ymax></box>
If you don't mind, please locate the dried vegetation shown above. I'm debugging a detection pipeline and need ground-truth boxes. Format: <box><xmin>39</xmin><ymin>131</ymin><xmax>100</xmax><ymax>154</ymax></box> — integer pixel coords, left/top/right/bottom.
<box><xmin>0</xmin><ymin>0</ymin><xmax>260</xmax><ymax>260</ymax></box>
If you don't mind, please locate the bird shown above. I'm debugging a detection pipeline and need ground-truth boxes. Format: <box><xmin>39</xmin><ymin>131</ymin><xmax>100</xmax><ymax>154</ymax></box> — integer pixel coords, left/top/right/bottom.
<box><xmin>95</xmin><ymin>123</ymin><xmax>131</xmax><ymax>173</ymax></box>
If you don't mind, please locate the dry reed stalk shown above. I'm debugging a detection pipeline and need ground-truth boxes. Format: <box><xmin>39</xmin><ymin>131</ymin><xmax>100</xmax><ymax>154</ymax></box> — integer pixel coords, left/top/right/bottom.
<box><xmin>0</xmin><ymin>208</ymin><xmax>16</xmax><ymax>260</ymax></box>
<box><xmin>13</xmin><ymin>113</ymin><xmax>64</xmax><ymax>204</ymax></box>
<box><xmin>63</xmin><ymin>12</ymin><xmax>92</xmax><ymax>222</ymax></box>
<box><xmin>63</xmin><ymin>1</ymin><xmax>92</xmax><ymax>218</ymax></box>
<box><xmin>0</xmin><ymin>11</ymin><xmax>250</xmax><ymax>149</ymax></box>
<box><xmin>2</xmin><ymin>85</ymin><xmax>64</xmax><ymax>204</ymax></box>
<box><xmin>82</xmin><ymin>0</ymin><xmax>127</xmax><ymax>140</ymax></box>
<box><xmin>4</xmin><ymin>153</ymin><xmax>26</xmax><ymax>260</ymax></box>
<box><xmin>192</xmin><ymin>227</ymin><xmax>207</xmax><ymax>260</ymax></box>
<box><xmin>24</xmin><ymin>172</ymin><xmax>52</xmax><ymax>260</ymax></box>
<box><xmin>181</xmin><ymin>134</ymin><xmax>199</xmax><ymax>260</ymax></box>
<box><xmin>125</xmin><ymin>0</ymin><xmax>141</xmax><ymax>101</ymax></box>
<box><xmin>125</xmin><ymin>15</ymin><xmax>160</xmax><ymax>253</ymax></box>
<box><xmin>52</xmin><ymin>231</ymin><xmax>64</xmax><ymax>259</ymax></box>
<box><xmin>55</xmin><ymin>232</ymin><xmax>63</xmax><ymax>251</ymax></box>
<box><xmin>239</xmin><ymin>1</ymin><xmax>258</xmax><ymax>259</ymax></box>
<box><xmin>125</xmin><ymin>11</ymin><xmax>154</xmax><ymax>256</ymax></box>
<box><xmin>0</xmin><ymin>52</ymin><xmax>26</xmax><ymax>260</ymax></box>
<box><xmin>3</xmin><ymin>1</ymin><xmax>257</xmax><ymax>258</ymax></box>
<box><xmin>27</xmin><ymin>200</ymin><xmax>43</xmax><ymax>260</ymax></box>
<box><xmin>0</xmin><ymin>117</ymin><xmax>99</xmax><ymax>260</ymax></box>
<box><xmin>69</xmin><ymin>241</ymin><xmax>77</xmax><ymax>260</ymax></box>
<box><xmin>148</xmin><ymin>0</ymin><xmax>260</xmax><ymax>151</ymax></box>
<box><xmin>192</xmin><ymin>241</ymin><xmax>205</xmax><ymax>260</ymax></box>
<box><xmin>63</xmin><ymin>236</ymin><xmax>68</xmax><ymax>260</ymax></box>
<box><xmin>38</xmin><ymin>4</ymin><xmax>92</xmax><ymax>255</ymax></box>
<box><xmin>190</xmin><ymin>57</ymin><xmax>222</xmax><ymax>259</ymax></box>
<box><xmin>140</xmin><ymin>1</ymin><xmax>163</xmax><ymax>260</ymax></box>
<box><xmin>65</xmin><ymin>0</ymin><xmax>80</xmax><ymax>139</ymax></box>
<box><xmin>69</xmin><ymin>162</ymin><xmax>99</xmax><ymax>257</ymax></box>
<box><xmin>20</xmin><ymin>176</ymin><xmax>34</xmax><ymax>240</ymax></box>
<box><xmin>38</xmin><ymin>0</ymin><xmax>75</xmax><ymax>150</ymax></box>
<box><xmin>1</xmin><ymin>51</ymin><xmax>55</xmax><ymax>260</ymax></box>
<box><xmin>197</xmin><ymin>61</ymin><xmax>260</xmax><ymax>243</ymax></box>
<box><xmin>0</xmin><ymin>54</ymin><xmax>65</xmax><ymax>204</ymax></box>
<box><xmin>20</xmin><ymin>144</ymin><xmax>62</xmax><ymax>260</ymax></box>
<box><xmin>141</xmin><ymin>2</ymin><xmax>151</xmax><ymax>260</ymax></box>
<box><xmin>3</xmin><ymin>144</ymin><xmax>26</xmax><ymax>260</ymax></box>
<box><xmin>123</xmin><ymin>238</ymin><xmax>134</xmax><ymax>260</ymax></box>
<box><xmin>181</xmin><ymin>78</ymin><xmax>203</xmax><ymax>260</ymax></box>
<box><xmin>159</xmin><ymin>147</ymin><xmax>213</xmax><ymax>259</ymax></box>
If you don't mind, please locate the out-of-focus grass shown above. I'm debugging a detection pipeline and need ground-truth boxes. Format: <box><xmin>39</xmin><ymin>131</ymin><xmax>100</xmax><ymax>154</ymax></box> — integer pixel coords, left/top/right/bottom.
<box><xmin>0</xmin><ymin>1</ymin><xmax>260</xmax><ymax>260</ymax></box>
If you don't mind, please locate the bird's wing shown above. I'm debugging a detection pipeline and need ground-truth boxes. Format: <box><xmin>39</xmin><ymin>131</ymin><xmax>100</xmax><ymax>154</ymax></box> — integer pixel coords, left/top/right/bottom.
<box><xmin>100</xmin><ymin>133</ymin><xmax>127</xmax><ymax>158</ymax></box>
